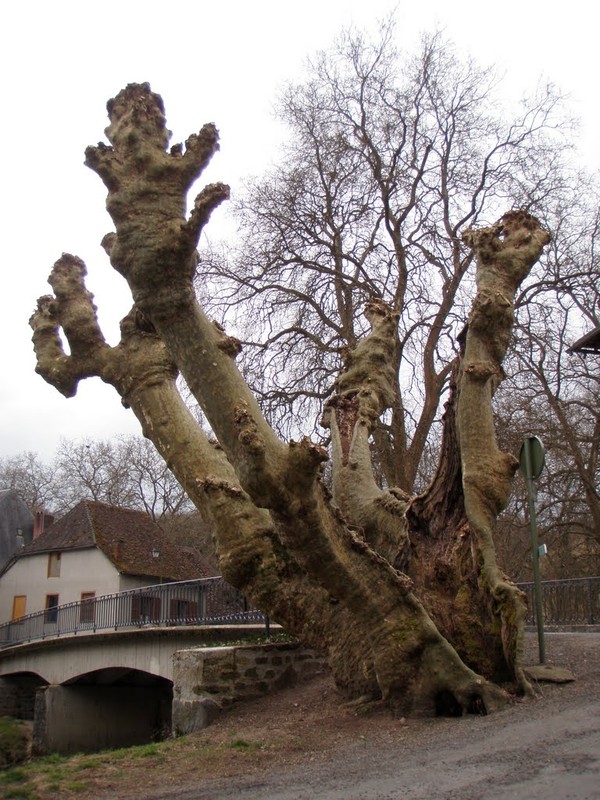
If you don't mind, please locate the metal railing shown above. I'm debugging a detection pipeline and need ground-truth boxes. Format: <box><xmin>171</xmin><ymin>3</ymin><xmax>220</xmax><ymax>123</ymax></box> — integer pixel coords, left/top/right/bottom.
<box><xmin>4</xmin><ymin>574</ymin><xmax>595</xmax><ymax>650</ymax></box>
<box><xmin>517</xmin><ymin>576</ymin><xmax>600</xmax><ymax>626</ymax></box>
<box><xmin>0</xmin><ymin>577</ymin><xmax>268</xmax><ymax>649</ymax></box>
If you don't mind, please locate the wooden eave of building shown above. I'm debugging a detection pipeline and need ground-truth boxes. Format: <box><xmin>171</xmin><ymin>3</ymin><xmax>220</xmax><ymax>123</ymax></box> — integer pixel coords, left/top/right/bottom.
<box><xmin>569</xmin><ymin>325</ymin><xmax>600</xmax><ymax>354</ymax></box>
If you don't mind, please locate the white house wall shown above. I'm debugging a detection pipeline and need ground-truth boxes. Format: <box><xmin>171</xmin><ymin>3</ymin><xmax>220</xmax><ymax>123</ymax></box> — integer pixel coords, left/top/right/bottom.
<box><xmin>0</xmin><ymin>549</ymin><xmax>121</xmax><ymax>623</ymax></box>
<box><xmin>118</xmin><ymin>574</ymin><xmax>161</xmax><ymax>593</ymax></box>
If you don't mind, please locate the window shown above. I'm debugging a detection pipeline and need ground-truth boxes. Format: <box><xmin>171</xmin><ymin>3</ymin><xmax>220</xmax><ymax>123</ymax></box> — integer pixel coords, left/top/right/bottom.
<box><xmin>131</xmin><ymin>594</ymin><xmax>161</xmax><ymax>624</ymax></box>
<box><xmin>169</xmin><ymin>598</ymin><xmax>198</xmax><ymax>623</ymax></box>
<box><xmin>44</xmin><ymin>594</ymin><xmax>59</xmax><ymax>624</ymax></box>
<box><xmin>11</xmin><ymin>595</ymin><xmax>26</xmax><ymax>621</ymax></box>
<box><xmin>80</xmin><ymin>592</ymin><xmax>96</xmax><ymax>624</ymax></box>
<box><xmin>47</xmin><ymin>552</ymin><xmax>61</xmax><ymax>578</ymax></box>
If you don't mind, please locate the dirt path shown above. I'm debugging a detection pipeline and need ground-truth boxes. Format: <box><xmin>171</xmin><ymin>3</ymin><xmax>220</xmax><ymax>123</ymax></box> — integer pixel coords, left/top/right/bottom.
<box><xmin>139</xmin><ymin>633</ymin><xmax>600</xmax><ymax>800</ymax></box>
<box><xmin>23</xmin><ymin>632</ymin><xmax>599</xmax><ymax>800</ymax></box>
<box><xmin>177</xmin><ymin>691</ymin><xmax>600</xmax><ymax>799</ymax></box>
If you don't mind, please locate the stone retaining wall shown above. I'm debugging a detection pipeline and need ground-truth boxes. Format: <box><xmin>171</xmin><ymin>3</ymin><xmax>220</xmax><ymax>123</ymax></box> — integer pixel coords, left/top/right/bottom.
<box><xmin>172</xmin><ymin>642</ymin><xmax>326</xmax><ymax>736</ymax></box>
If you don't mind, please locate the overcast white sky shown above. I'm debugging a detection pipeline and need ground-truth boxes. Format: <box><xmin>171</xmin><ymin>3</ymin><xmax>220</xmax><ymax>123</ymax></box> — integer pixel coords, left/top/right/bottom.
<box><xmin>1</xmin><ymin>0</ymin><xmax>599</xmax><ymax>460</ymax></box>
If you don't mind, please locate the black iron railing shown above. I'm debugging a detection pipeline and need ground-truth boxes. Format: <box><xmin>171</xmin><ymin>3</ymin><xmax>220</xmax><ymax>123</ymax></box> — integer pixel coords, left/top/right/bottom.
<box><xmin>3</xmin><ymin>575</ymin><xmax>596</xmax><ymax>650</ymax></box>
<box><xmin>517</xmin><ymin>576</ymin><xmax>600</xmax><ymax>625</ymax></box>
<box><xmin>0</xmin><ymin>577</ymin><xmax>268</xmax><ymax>649</ymax></box>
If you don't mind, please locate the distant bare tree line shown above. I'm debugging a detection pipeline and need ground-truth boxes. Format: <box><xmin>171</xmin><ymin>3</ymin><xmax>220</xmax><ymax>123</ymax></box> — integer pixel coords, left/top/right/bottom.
<box><xmin>0</xmin><ymin>436</ymin><xmax>193</xmax><ymax>520</ymax></box>
<box><xmin>0</xmin><ymin>436</ymin><xmax>218</xmax><ymax>565</ymax></box>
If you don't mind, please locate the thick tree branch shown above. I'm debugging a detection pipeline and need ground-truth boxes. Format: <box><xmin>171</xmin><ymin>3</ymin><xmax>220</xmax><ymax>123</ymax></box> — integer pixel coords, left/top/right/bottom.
<box><xmin>30</xmin><ymin>254</ymin><xmax>385</xmax><ymax>696</ymax></box>
<box><xmin>84</xmin><ymin>84</ymin><xmax>296</xmax><ymax>506</ymax></box>
<box><xmin>459</xmin><ymin>210</ymin><xmax>551</xmax><ymax>687</ymax></box>
<box><xmin>322</xmin><ymin>299</ymin><xmax>409</xmax><ymax>563</ymax></box>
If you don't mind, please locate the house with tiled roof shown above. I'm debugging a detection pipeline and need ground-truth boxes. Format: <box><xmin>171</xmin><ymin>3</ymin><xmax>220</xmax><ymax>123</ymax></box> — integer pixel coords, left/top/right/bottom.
<box><xmin>0</xmin><ymin>500</ymin><xmax>216</xmax><ymax>624</ymax></box>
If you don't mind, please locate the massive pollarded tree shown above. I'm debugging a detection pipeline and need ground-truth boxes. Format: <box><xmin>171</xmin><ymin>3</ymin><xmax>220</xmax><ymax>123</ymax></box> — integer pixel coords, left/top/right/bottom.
<box><xmin>31</xmin><ymin>84</ymin><xmax>550</xmax><ymax>715</ymax></box>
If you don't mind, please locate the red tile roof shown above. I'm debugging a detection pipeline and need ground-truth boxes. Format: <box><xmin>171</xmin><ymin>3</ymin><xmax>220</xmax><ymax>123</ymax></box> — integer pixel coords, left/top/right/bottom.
<box><xmin>16</xmin><ymin>500</ymin><xmax>216</xmax><ymax>581</ymax></box>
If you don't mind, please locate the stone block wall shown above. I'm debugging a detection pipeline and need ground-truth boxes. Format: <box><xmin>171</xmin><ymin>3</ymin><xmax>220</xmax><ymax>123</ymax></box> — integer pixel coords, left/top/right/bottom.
<box><xmin>172</xmin><ymin>642</ymin><xmax>326</xmax><ymax>736</ymax></box>
<box><xmin>0</xmin><ymin>675</ymin><xmax>42</xmax><ymax>720</ymax></box>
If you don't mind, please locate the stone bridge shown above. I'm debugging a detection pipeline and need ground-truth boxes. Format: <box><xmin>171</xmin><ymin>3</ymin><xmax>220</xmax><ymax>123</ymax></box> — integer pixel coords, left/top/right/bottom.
<box><xmin>0</xmin><ymin>626</ymin><xmax>221</xmax><ymax>683</ymax></box>
<box><xmin>0</xmin><ymin>626</ymin><xmax>325</xmax><ymax>755</ymax></box>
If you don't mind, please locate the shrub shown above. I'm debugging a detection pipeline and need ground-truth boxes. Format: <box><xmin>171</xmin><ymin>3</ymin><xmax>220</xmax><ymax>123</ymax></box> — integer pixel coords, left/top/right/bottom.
<box><xmin>0</xmin><ymin>718</ymin><xmax>29</xmax><ymax>769</ymax></box>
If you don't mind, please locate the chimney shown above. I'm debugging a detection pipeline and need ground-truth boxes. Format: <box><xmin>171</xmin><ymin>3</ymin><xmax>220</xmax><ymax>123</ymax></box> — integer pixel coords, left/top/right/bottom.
<box><xmin>33</xmin><ymin>511</ymin><xmax>44</xmax><ymax>539</ymax></box>
<box><xmin>33</xmin><ymin>510</ymin><xmax>55</xmax><ymax>539</ymax></box>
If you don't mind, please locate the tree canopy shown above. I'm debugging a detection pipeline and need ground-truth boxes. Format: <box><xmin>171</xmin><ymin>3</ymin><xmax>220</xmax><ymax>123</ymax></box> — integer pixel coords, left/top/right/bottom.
<box><xmin>204</xmin><ymin>26</ymin><xmax>572</xmax><ymax>494</ymax></box>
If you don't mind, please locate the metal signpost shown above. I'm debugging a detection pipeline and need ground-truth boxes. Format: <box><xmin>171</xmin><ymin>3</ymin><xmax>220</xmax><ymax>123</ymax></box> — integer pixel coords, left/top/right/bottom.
<box><xmin>519</xmin><ymin>435</ymin><xmax>546</xmax><ymax>664</ymax></box>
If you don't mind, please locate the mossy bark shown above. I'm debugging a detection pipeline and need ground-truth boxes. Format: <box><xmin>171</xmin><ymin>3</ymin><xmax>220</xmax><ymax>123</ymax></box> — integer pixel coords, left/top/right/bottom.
<box><xmin>31</xmin><ymin>85</ymin><xmax>550</xmax><ymax>714</ymax></box>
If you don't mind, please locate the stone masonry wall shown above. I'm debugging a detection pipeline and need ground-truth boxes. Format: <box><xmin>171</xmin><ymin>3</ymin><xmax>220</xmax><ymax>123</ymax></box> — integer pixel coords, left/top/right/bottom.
<box><xmin>0</xmin><ymin>676</ymin><xmax>41</xmax><ymax>720</ymax></box>
<box><xmin>172</xmin><ymin>642</ymin><xmax>326</xmax><ymax>736</ymax></box>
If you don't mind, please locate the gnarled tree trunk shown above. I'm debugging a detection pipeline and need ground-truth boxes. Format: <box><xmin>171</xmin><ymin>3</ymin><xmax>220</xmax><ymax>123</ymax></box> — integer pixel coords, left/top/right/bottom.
<box><xmin>31</xmin><ymin>84</ymin><xmax>550</xmax><ymax>715</ymax></box>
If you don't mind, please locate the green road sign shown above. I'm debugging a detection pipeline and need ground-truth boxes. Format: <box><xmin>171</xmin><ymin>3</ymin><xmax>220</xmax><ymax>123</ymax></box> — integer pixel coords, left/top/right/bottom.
<box><xmin>519</xmin><ymin>435</ymin><xmax>546</xmax><ymax>664</ymax></box>
<box><xmin>519</xmin><ymin>436</ymin><xmax>545</xmax><ymax>480</ymax></box>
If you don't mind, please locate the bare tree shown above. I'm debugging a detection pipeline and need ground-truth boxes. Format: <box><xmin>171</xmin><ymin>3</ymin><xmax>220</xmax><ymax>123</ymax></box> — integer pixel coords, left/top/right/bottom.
<box><xmin>495</xmin><ymin>390</ymin><xmax>600</xmax><ymax>581</ymax></box>
<box><xmin>54</xmin><ymin>437</ymin><xmax>195</xmax><ymax>520</ymax></box>
<box><xmin>29</xmin><ymin>82</ymin><xmax>552</xmax><ymax>714</ymax></box>
<box><xmin>3</xmin><ymin>435</ymin><xmax>194</xmax><ymax>522</ymax></box>
<box><xmin>0</xmin><ymin>451</ymin><xmax>56</xmax><ymax>512</ymax></box>
<box><xmin>204</xmin><ymin>25</ymin><xmax>570</xmax><ymax>492</ymax></box>
<box><xmin>53</xmin><ymin>438</ymin><xmax>137</xmax><ymax>512</ymax></box>
<box><xmin>492</xmin><ymin>191</ymin><xmax>600</xmax><ymax>580</ymax></box>
<box><xmin>120</xmin><ymin>435</ymin><xmax>193</xmax><ymax>520</ymax></box>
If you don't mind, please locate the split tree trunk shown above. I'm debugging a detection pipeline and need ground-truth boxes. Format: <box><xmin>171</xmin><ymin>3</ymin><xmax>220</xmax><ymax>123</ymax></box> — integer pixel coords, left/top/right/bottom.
<box><xmin>31</xmin><ymin>84</ymin><xmax>550</xmax><ymax>715</ymax></box>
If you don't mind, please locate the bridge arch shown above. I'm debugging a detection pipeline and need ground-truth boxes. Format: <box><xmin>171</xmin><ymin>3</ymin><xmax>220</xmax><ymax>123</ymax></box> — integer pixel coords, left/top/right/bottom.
<box><xmin>63</xmin><ymin>666</ymin><xmax>172</xmax><ymax>687</ymax></box>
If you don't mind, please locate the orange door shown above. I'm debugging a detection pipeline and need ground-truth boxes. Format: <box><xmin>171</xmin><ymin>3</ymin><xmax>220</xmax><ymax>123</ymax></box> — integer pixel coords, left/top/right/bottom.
<box><xmin>11</xmin><ymin>595</ymin><xmax>26</xmax><ymax>620</ymax></box>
